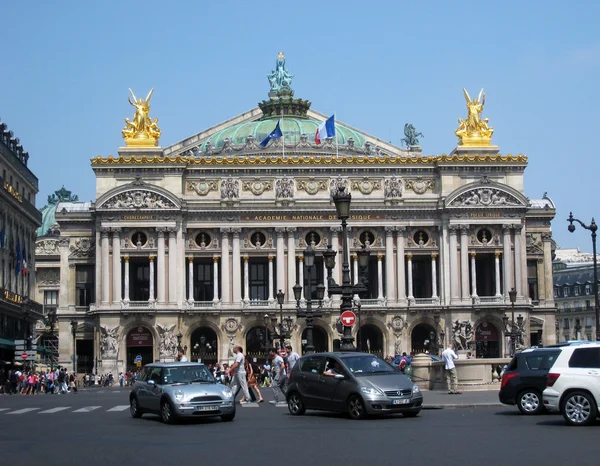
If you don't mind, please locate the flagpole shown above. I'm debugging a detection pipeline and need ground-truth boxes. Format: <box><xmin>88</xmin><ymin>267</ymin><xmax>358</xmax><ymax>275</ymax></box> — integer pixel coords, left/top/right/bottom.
<box><xmin>334</xmin><ymin>112</ymin><xmax>338</xmax><ymax>158</ymax></box>
<box><xmin>281</xmin><ymin>116</ymin><xmax>285</xmax><ymax>159</ymax></box>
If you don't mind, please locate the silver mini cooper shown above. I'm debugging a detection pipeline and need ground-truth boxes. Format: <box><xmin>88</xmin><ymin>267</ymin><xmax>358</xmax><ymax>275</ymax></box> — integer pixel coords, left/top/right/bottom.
<box><xmin>129</xmin><ymin>362</ymin><xmax>235</xmax><ymax>424</ymax></box>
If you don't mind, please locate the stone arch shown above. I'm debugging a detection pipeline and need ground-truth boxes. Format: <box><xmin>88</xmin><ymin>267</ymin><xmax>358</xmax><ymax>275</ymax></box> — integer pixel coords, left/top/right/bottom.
<box><xmin>185</xmin><ymin>320</ymin><xmax>222</xmax><ymax>346</ymax></box>
<box><xmin>244</xmin><ymin>324</ymin><xmax>272</xmax><ymax>361</ymax></box>
<box><xmin>408</xmin><ymin>316</ymin><xmax>440</xmax><ymax>354</ymax></box>
<box><xmin>95</xmin><ymin>180</ymin><xmax>181</xmax><ymax>211</ymax></box>
<box><xmin>189</xmin><ymin>327</ymin><xmax>219</xmax><ymax>364</ymax></box>
<box><xmin>119</xmin><ymin>320</ymin><xmax>159</xmax><ymax>369</ymax></box>
<box><xmin>295</xmin><ymin>318</ymin><xmax>336</xmax><ymax>354</ymax></box>
<box><xmin>353</xmin><ymin>317</ymin><xmax>388</xmax><ymax>356</ymax></box>
<box><xmin>473</xmin><ymin>315</ymin><xmax>503</xmax><ymax>358</ymax></box>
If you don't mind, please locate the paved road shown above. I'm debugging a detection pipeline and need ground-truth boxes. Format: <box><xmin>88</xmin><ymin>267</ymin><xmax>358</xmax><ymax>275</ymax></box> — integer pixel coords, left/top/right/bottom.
<box><xmin>0</xmin><ymin>389</ymin><xmax>597</xmax><ymax>465</ymax></box>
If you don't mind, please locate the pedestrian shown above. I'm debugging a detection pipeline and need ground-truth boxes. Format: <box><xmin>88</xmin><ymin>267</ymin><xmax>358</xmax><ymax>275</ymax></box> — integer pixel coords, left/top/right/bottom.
<box><xmin>269</xmin><ymin>348</ymin><xmax>286</xmax><ymax>405</ymax></box>
<box><xmin>119</xmin><ymin>372</ymin><xmax>124</xmax><ymax>387</ymax></box>
<box><xmin>176</xmin><ymin>347</ymin><xmax>188</xmax><ymax>362</ymax></box>
<box><xmin>229</xmin><ymin>345</ymin><xmax>251</xmax><ymax>404</ymax></box>
<box><xmin>441</xmin><ymin>344</ymin><xmax>461</xmax><ymax>394</ymax></box>
<box><xmin>240</xmin><ymin>356</ymin><xmax>262</xmax><ymax>403</ymax></box>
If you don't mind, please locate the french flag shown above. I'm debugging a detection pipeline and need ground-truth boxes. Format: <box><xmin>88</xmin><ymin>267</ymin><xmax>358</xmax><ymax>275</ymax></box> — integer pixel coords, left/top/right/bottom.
<box><xmin>314</xmin><ymin>115</ymin><xmax>335</xmax><ymax>144</ymax></box>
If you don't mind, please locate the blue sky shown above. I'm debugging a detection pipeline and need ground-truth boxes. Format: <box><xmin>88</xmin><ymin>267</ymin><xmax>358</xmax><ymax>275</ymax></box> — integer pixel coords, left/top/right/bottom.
<box><xmin>2</xmin><ymin>0</ymin><xmax>599</xmax><ymax>251</ymax></box>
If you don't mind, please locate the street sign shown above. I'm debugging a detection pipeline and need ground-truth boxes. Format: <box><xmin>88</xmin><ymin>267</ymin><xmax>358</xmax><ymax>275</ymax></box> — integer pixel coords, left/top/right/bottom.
<box><xmin>22</xmin><ymin>352</ymin><xmax>28</xmax><ymax>360</ymax></box>
<box><xmin>134</xmin><ymin>355</ymin><xmax>142</xmax><ymax>363</ymax></box>
<box><xmin>14</xmin><ymin>340</ymin><xmax>25</xmax><ymax>345</ymax></box>
<box><xmin>135</xmin><ymin>361</ymin><xmax>142</xmax><ymax>367</ymax></box>
<box><xmin>15</xmin><ymin>345</ymin><xmax>36</xmax><ymax>351</ymax></box>
<box><xmin>340</xmin><ymin>310</ymin><xmax>357</xmax><ymax>327</ymax></box>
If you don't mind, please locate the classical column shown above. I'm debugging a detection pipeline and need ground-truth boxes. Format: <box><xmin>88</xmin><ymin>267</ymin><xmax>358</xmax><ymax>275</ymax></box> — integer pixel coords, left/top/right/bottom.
<box><xmin>268</xmin><ymin>256</ymin><xmax>274</xmax><ymax>302</ymax></box>
<box><xmin>123</xmin><ymin>256</ymin><xmax>130</xmax><ymax>302</ymax></box>
<box><xmin>431</xmin><ymin>253</ymin><xmax>438</xmax><ymax>299</ymax></box>
<box><xmin>101</xmin><ymin>229</ymin><xmax>110</xmax><ymax>304</ymax></box>
<box><xmin>377</xmin><ymin>253</ymin><xmax>384</xmax><ymax>300</ymax></box>
<box><xmin>513</xmin><ymin>225</ymin><xmax>524</xmax><ymax>298</ymax></box>
<box><xmin>232</xmin><ymin>228</ymin><xmax>242</xmax><ymax>304</ymax></box>
<box><xmin>59</xmin><ymin>237</ymin><xmax>70</xmax><ymax>309</ymax></box>
<box><xmin>470</xmin><ymin>252</ymin><xmax>478</xmax><ymax>298</ymax></box>
<box><xmin>275</xmin><ymin>228</ymin><xmax>285</xmax><ymax>295</ymax></box>
<box><xmin>352</xmin><ymin>254</ymin><xmax>359</xmax><ymax>299</ymax></box>
<box><xmin>220</xmin><ymin>229</ymin><xmax>230</xmax><ymax>304</ymax></box>
<box><xmin>298</xmin><ymin>254</ymin><xmax>305</xmax><ymax>300</ymax></box>
<box><xmin>187</xmin><ymin>256</ymin><xmax>194</xmax><ymax>302</ymax></box>
<box><xmin>541</xmin><ymin>232</ymin><xmax>554</xmax><ymax>302</ymax></box>
<box><xmin>243</xmin><ymin>256</ymin><xmax>249</xmax><ymax>303</ymax></box>
<box><xmin>168</xmin><ymin>228</ymin><xmax>177</xmax><ymax>304</ymax></box>
<box><xmin>212</xmin><ymin>256</ymin><xmax>219</xmax><ymax>302</ymax></box>
<box><xmin>460</xmin><ymin>226</ymin><xmax>470</xmax><ymax>302</ymax></box>
<box><xmin>407</xmin><ymin>253</ymin><xmax>414</xmax><ymax>301</ymax></box>
<box><xmin>502</xmin><ymin>225</ymin><xmax>513</xmax><ymax>298</ymax></box>
<box><xmin>287</xmin><ymin>228</ymin><xmax>296</xmax><ymax>303</ymax></box>
<box><xmin>112</xmin><ymin>229</ymin><xmax>121</xmax><ymax>304</ymax></box>
<box><xmin>149</xmin><ymin>256</ymin><xmax>155</xmax><ymax>302</ymax></box>
<box><xmin>495</xmin><ymin>251</ymin><xmax>502</xmax><ymax>297</ymax></box>
<box><xmin>396</xmin><ymin>227</ymin><xmax>406</xmax><ymax>303</ymax></box>
<box><xmin>323</xmin><ymin>261</ymin><xmax>329</xmax><ymax>297</ymax></box>
<box><xmin>156</xmin><ymin>228</ymin><xmax>166</xmax><ymax>304</ymax></box>
<box><xmin>330</xmin><ymin>227</ymin><xmax>341</xmax><ymax>286</ymax></box>
<box><xmin>449</xmin><ymin>226</ymin><xmax>460</xmax><ymax>303</ymax></box>
<box><xmin>384</xmin><ymin>226</ymin><xmax>395</xmax><ymax>301</ymax></box>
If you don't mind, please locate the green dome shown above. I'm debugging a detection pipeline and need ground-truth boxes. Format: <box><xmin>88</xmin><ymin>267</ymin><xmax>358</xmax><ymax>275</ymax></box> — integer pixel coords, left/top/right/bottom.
<box><xmin>200</xmin><ymin>117</ymin><xmax>367</xmax><ymax>150</ymax></box>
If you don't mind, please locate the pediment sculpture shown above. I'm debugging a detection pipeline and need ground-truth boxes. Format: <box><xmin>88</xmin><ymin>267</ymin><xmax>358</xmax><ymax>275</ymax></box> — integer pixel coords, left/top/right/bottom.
<box><xmin>69</xmin><ymin>238</ymin><xmax>95</xmax><ymax>258</ymax></box>
<box><xmin>102</xmin><ymin>190</ymin><xmax>177</xmax><ymax>209</ymax></box>
<box><xmin>35</xmin><ymin>239</ymin><xmax>60</xmax><ymax>255</ymax></box>
<box><xmin>449</xmin><ymin>188</ymin><xmax>521</xmax><ymax>207</ymax></box>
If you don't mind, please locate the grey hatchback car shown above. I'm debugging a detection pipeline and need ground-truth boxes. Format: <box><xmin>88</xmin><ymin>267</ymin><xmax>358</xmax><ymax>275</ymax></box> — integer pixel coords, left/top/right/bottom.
<box><xmin>286</xmin><ymin>352</ymin><xmax>423</xmax><ymax>419</ymax></box>
<box><xmin>129</xmin><ymin>362</ymin><xmax>235</xmax><ymax>424</ymax></box>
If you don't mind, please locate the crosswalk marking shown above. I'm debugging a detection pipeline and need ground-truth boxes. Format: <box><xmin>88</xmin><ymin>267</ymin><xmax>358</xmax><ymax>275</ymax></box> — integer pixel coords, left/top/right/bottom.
<box><xmin>240</xmin><ymin>403</ymin><xmax>259</xmax><ymax>408</ymax></box>
<box><xmin>7</xmin><ymin>408</ymin><xmax>40</xmax><ymax>415</ymax></box>
<box><xmin>72</xmin><ymin>406</ymin><xmax>101</xmax><ymax>413</ymax></box>
<box><xmin>39</xmin><ymin>407</ymin><xmax>71</xmax><ymax>414</ymax></box>
<box><xmin>0</xmin><ymin>408</ymin><xmax>10</xmax><ymax>412</ymax></box>
<box><xmin>107</xmin><ymin>405</ymin><xmax>129</xmax><ymax>412</ymax></box>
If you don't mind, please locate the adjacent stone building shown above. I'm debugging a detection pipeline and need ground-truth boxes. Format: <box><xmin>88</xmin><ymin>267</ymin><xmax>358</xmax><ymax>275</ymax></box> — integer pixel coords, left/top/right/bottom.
<box><xmin>0</xmin><ymin>117</ymin><xmax>42</xmax><ymax>363</ymax></box>
<box><xmin>34</xmin><ymin>56</ymin><xmax>557</xmax><ymax>374</ymax></box>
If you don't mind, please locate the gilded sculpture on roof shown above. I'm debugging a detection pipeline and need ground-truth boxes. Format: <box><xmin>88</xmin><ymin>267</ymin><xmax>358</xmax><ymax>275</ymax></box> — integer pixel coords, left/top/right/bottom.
<box><xmin>122</xmin><ymin>88</ymin><xmax>161</xmax><ymax>147</ymax></box>
<box><xmin>455</xmin><ymin>88</ymin><xmax>494</xmax><ymax>147</ymax></box>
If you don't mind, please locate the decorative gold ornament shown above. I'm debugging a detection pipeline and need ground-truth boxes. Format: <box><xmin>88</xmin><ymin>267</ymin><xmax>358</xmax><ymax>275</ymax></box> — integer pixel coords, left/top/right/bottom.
<box><xmin>122</xmin><ymin>88</ymin><xmax>161</xmax><ymax>147</ymax></box>
<box><xmin>455</xmin><ymin>88</ymin><xmax>494</xmax><ymax>147</ymax></box>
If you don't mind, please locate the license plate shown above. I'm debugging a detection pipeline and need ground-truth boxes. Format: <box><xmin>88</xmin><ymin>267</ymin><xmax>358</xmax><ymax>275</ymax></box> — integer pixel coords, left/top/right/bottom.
<box><xmin>195</xmin><ymin>405</ymin><xmax>218</xmax><ymax>411</ymax></box>
<box><xmin>392</xmin><ymin>399</ymin><xmax>410</xmax><ymax>405</ymax></box>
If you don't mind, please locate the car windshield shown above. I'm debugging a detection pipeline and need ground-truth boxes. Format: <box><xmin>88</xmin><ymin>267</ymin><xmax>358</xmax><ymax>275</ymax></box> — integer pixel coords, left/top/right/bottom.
<box><xmin>161</xmin><ymin>365</ymin><xmax>215</xmax><ymax>385</ymax></box>
<box><xmin>342</xmin><ymin>355</ymin><xmax>396</xmax><ymax>375</ymax></box>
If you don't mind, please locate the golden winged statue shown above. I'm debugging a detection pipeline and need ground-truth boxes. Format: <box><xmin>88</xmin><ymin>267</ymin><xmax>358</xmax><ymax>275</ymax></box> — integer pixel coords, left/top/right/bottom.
<box><xmin>455</xmin><ymin>88</ymin><xmax>494</xmax><ymax>147</ymax></box>
<box><xmin>122</xmin><ymin>88</ymin><xmax>161</xmax><ymax>147</ymax></box>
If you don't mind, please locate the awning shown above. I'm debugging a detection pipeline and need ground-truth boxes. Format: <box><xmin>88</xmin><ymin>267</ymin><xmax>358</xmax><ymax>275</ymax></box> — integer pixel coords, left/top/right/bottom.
<box><xmin>0</xmin><ymin>338</ymin><xmax>15</xmax><ymax>350</ymax></box>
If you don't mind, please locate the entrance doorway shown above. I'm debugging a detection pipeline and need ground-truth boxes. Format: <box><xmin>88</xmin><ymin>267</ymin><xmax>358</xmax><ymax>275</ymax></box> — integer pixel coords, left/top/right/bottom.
<box><xmin>411</xmin><ymin>323</ymin><xmax>436</xmax><ymax>354</ymax></box>
<box><xmin>301</xmin><ymin>326</ymin><xmax>328</xmax><ymax>354</ymax></box>
<box><xmin>357</xmin><ymin>324</ymin><xmax>384</xmax><ymax>356</ymax></box>
<box><xmin>126</xmin><ymin>326</ymin><xmax>154</xmax><ymax>372</ymax></box>
<box><xmin>475</xmin><ymin>321</ymin><xmax>500</xmax><ymax>358</ymax></box>
<box><xmin>246</xmin><ymin>327</ymin><xmax>272</xmax><ymax>362</ymax></box>
<box><xmin>76</xmin><ymin>339</ymin><xmax>94</xmax><ymax>374</ymax></box>
<box><xmin>191</xmin><ymin>327</ymin><xmax>218</xmax><ymax>365</ymax></box>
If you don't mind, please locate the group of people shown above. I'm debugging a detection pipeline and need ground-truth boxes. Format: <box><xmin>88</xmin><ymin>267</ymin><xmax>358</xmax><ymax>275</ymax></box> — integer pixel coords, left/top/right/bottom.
<box><xmin>0</xmin><ymin>367</ymin><xmax>78</xmax><ymax>395</ymax></box>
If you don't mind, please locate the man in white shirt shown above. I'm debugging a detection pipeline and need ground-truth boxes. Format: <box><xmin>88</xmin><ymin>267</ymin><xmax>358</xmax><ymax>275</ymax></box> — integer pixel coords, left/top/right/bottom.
<box><xmin>176</xmin><ymin>347</ymin><xmax>188</xmax><ymax>362</ymax></box>
<box><xmin>269</xmin><ymin>349</ymin><xmax>286</xmax><ymax>404</ymax></box>
<box><xmin>441</xmin><ymin>344</ymin><xmax>461</xmax><ymax>394</ymax></box>
<box><xmin>229</xmin><ymin>345</ymin><xmax>251</xmax><ymax>404</ymax></box>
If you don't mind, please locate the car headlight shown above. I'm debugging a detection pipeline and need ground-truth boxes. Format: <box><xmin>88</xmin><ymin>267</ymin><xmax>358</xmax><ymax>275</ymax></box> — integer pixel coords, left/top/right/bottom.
<box><xmin>174</xmin><ymin>389</ymin><xmax>184</xmax><ymax>401</ymax></box>
<box><xmin>360</xmin><ymin>386</ymin><xmax>383</xmax><ymax>396</ymax></box>
<box><xmin>221</xmin><ymin>388</ymin><xmax>233</xmax><ymax>399</ymax></box>
<box><xmin>412</xmin><ymin>385</ymin><xmax>421</xmax><ymax>394</ymax></box>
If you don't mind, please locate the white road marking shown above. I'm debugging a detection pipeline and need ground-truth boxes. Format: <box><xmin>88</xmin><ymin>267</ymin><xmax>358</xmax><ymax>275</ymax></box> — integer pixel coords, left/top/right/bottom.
<box><xmin>0</xmin><ymin>408</ymin><xmax>11</xmax><ymax>412</ymax></box>
<box><xmin>7</xmin><ymin>408</ymin><xmax>40</xmax><ymax>415</ymax></box>
<box><xmin>275</xmin><ymin>403</ymin><xmax>288</xmax><ymax>407</ymax></box>
<box><xmin>107</xmin><ymin>405</ymin><xmax>129</xmax><ymax>412</ymax></box>
<box><xmin>72</xmin><ymin>406</ymin><xmax>101</xmax><ymax>413</ymax></box>
<box><xmin>39</xmin><ymin>407</ymin><xmax>71</xmax><ymax>414</ymax></box>
<box><xmin>240</xmin><ymin>403</ymin><xmax>259</xmax><ymax>408</ymax></box>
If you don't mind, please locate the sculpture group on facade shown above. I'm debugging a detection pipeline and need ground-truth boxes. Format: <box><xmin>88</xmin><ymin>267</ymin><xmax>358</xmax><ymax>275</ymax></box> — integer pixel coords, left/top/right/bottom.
<box><xmin>122</xmin><ymin>88</ymin><xmax>161</xmax><ymax>146</ymax></box>
<box><xmin>267</xmin><ymin>52</ymin><xmax>294</xmax><ymax>92</ymax></box>
<box><xmin>100</xmin><ymin>325</ymin><xmax>120</xmax><ymax>358</ymax></box>
<box><xmin>452</xmin><ymin>320</ymin><xmax>474</xmax><ymax>351</ymax></box>
<box><xmin>157</xmin><ymin>323</ymin><xmax>177</xmax><ymax>359</ymax></box>
<box><xmin>401</xmin><ymin>123</ymin><xmax>424</xmax><ymax>148</ymax></box>
<box><xmin>455</xmin><ymin>88</ymin><xmax>494</xmax><ymax>146</ymax></box>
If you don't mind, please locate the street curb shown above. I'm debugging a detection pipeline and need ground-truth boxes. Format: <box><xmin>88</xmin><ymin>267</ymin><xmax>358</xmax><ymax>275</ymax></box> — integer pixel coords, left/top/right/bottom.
<box><xmin>423</xmin><ymin>403</ymin><xmax>504</xmax><ymax>410</ymax></box>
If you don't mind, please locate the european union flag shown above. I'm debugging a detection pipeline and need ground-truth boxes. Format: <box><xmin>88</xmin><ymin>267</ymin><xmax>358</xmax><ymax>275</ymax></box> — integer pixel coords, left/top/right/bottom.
<box><xmin>260</xmin><ymin>119</ymin><xmax>283</xmax><ymax>147</ymax></box>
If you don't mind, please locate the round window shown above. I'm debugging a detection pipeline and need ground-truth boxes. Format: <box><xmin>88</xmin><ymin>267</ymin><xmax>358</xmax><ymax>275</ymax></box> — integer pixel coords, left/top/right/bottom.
<box><xmin>195</xmin><ymin>232</ymin><xmax>212</xmax><ymax>247</ymax></box>
<box><xmin>359</xmin><ymin>231</ymin><xmax>375</xmax><ymax>246</ymax></box>
<box><xmin>132</xmin><ymin>232</ymin><xmax>147</xmax><ymax>247</ymax></box>
<box><xmin>477</xmin><ymin>229</ymin><xmax>492</xmax><ymax>244</ymax></box>
<box><xmin>250</xmin><ymin>231</ymin><xmax>267</xmax><ymax>247</ymax></box>
<box><xmin>305</xmin><ymin>231</ymin><xmax>321</xmax><ymax>246</ymax></box>
<box><xmin>413</xmin><ymin>230</ymin><xmax>429</xmax><ymax>246</ymax></box>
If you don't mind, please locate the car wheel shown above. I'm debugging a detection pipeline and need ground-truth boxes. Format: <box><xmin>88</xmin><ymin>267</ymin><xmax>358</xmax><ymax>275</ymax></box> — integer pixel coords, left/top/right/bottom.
<box><xmin>403</xmin><ymin>409</ymin><xmax>421</xmax><ymax>418</ymax></box>
<box><xmin>517</xmin><ymin>390</ymin><xmax>544</xmax><ymax>415</ymax></box>
<box><xmin>562</xmin><ymin>391</ymin><xmax>597</xmax><ymax>426</ymax></box>
<box><xmin>129</xmin><ymin>396</ymin><xmax>143</xmax><ymax>418</ymax></box>
<box><xmin>160</xmin><ymin>399</ymin><xmax>178</xmax><ymax>424</ymax></box>
<box><xmin>347</xmin><ymin>395</ymin><xmax>367</xmax><ymax>420</ymax></box>
<box><xmin>287</xmin><ymin>392</ymin><xmax>306</xmax><ymax>416</ymax></box>
<box><xmin>221</xmin><ymin>412</ymin><xmax>235</xmax><ymax>422</ymax></box>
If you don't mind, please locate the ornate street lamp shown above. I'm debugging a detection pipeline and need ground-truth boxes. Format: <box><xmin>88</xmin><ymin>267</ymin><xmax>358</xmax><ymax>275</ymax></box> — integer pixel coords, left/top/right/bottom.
<box><xmin>295</xmin><ymin>244</ymin><xmax>324</xmax><ymax>354</ymax></box>
<box><xmin>47</xmin><ymin>308</ymin><xmax>57</xmax><ymax>371</ymax></box>
<box><xmin>176</xmin><ymin>331</ymin><xmax>183</xmax><ymax>347</ymax></box>
<box><xmin>70</xmin><ymin>320</ymin><xmax>77</xmax><ymax>373</ymax></box>
<box><xmin>567</xmin><ymin>212</ymin><xmax>600</xmax><ymax>341</ymax></box>
<box><xmin>503</xmin><ymin>288</ymin><xmax>522</xmax><ymax>356</ymax></box>
<box><xmin>326</xmin><ymin>185</ymin><xmax>370</xmax><ymax>351</ymax></box>
<box><xmin>275</xmin><ymin>289</ymin><xmax>289</xmax><ymax>350</ymax></box>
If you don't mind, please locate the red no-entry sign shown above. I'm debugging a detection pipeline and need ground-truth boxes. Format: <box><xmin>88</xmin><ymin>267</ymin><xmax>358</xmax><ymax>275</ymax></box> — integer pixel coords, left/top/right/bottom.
<box><xmin>21</xmin><ymin>352</ymin><xmax>28</xmax><ymax>360</ymax></box>
<box><xmin>340</xmin><ymin>311</ymin><xmax>357</xmax><ymax>327</ymax></box>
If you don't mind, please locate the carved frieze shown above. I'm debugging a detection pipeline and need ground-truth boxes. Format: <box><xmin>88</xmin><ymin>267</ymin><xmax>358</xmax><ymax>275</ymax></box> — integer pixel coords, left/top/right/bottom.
<box><xmin>242</xmin><ymin>178</ymin><xmax>273</xmax><ymax>196</ymax></box>
<box><xmin>329</xmin><ymin>176</ymin><xmax>349</xmax><ymax>196</ymax></box>
<box><xmin>69</xmin><ymin>238</ymin><xmax>95</xmax><ymax>258</ymax></box>
<box><xmin>35</xmin><ymin>239</ymin><xmax>60</xmax><ymax>255</ymax></box>
<box><xmin>449</xmin><ymin>188</ymin><xmax>521</xmax><ymax>207</ymax></box>
<box><xmin>384</xmin><ymin>176</ymin><xmax>403</xmax><ymax>202</ymax></box>
<box><xmin>526</xmin><ymin>233</ymin><xmax>544</xmax><ymax>254</ymax></box>
<box><xmin>100</xmin><ymin>325</ymin><xmax>120</xmax><ymax>358</ymax></box>
<box><xmin>275</xmin><ymin>178</ymin><xmax>294</xmax><ymax>199</ymax></box>
<box><xmin>37</xmin><ymin>268</ymin><xmax>60</xmax><ymax>285</ymax></box>
<box><xmin>157</xmin><ymin>323</ymin><xmax>177</xmax><ymax>359</ymax></box>
<box><xmin>405</xmin><ymin>177</ymin><xmax>435</xmax><ymax>194</ymax></box>
<box><xmin>102</xmin><ymin>190</ymin><xmax>177</xmax><ymax>209</ymax></box>
<box><xmin>187</xmin><ymin>179</ymin><xmax>218</xmax><ymax>196</ymax></box>
<box><xmin>452</xmin><ymin>320</ymin><xmax>474</xmax><ymax>351</ymax></box>
<box><xmin>220</xmin><ymin>177</ymin><xmax>240</xmax><ymax>200</ymax></box>
<box><xmin>351</xmin><ymin>178</ymin><xmax>381</xmax><ymax>195</ymax></box>
<box><xmin>296</xmin><ymin>178</ymin><xmax>328</xmax><ymax>195</ymax></box>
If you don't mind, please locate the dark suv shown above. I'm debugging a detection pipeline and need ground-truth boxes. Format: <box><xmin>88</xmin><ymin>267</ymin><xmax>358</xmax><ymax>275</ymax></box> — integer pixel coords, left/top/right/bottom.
<box><xmin>499</xmin><ymin>348</ymin><xmax>562</xmax><ymax>415</ymax></box>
